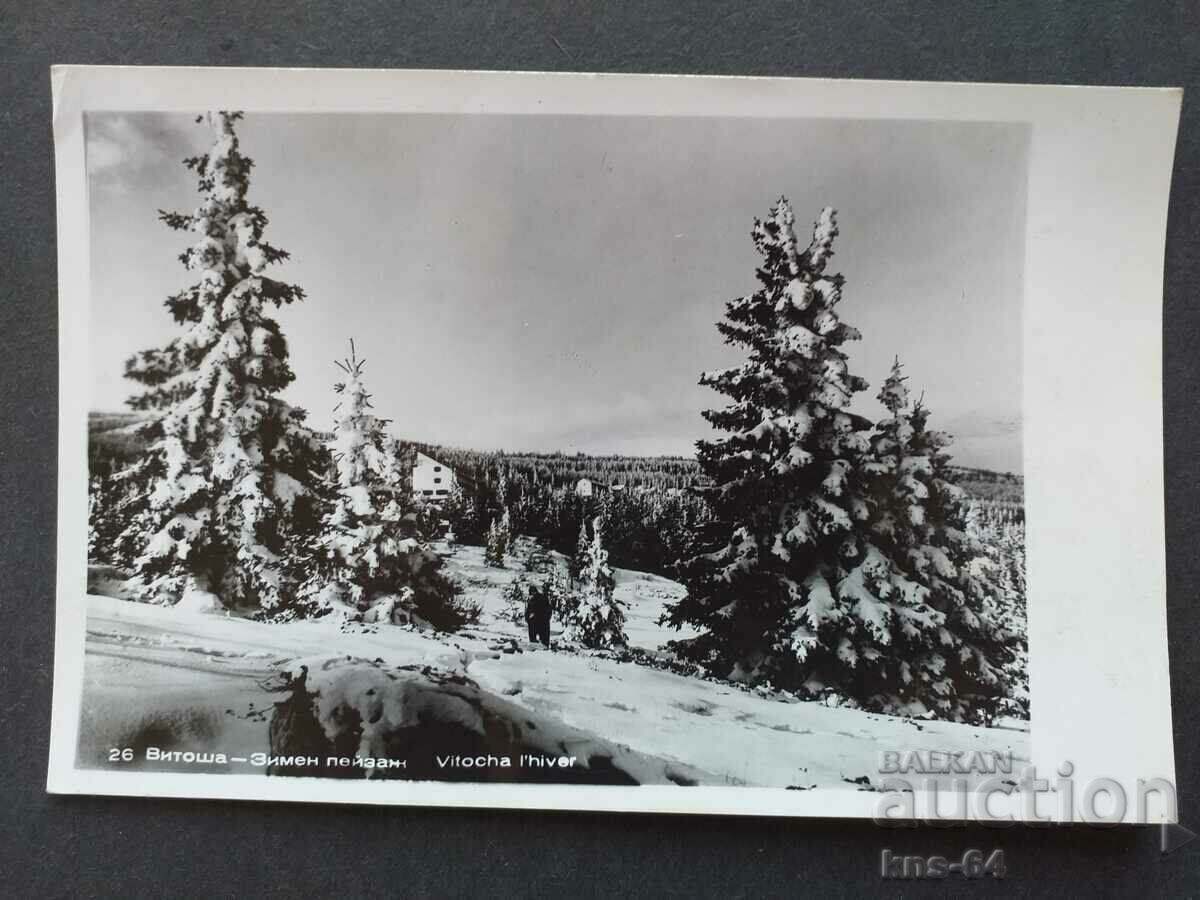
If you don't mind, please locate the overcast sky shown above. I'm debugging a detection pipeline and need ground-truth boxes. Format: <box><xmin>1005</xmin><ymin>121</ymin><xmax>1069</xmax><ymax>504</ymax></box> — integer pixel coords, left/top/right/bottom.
<box><xmin>87</xmin><ymin>111</ymin><xmax>1027</xmax><ymax>472</ymax></box>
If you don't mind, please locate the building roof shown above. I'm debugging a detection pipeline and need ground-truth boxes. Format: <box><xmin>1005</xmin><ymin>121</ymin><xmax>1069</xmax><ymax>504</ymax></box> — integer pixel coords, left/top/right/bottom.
<box><xmin>414</xmin><ymin>451</ymin><xmax>451</xmax><ymax>469</ymax></box>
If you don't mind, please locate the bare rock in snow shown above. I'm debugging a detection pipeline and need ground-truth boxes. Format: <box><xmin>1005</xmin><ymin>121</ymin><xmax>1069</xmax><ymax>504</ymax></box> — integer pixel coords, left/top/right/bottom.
<box><xmin>267</xmin><ymin>656</ymin><xmax>705</xmax><ymax>785</ymax></box>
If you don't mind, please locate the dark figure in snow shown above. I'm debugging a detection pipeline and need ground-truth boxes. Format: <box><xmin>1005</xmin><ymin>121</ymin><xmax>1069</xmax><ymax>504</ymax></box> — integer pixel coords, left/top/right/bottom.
<box><xmin>525</xmin><ymin>582</ymin><xmax>551</xmax><ymax>646</ymax></box>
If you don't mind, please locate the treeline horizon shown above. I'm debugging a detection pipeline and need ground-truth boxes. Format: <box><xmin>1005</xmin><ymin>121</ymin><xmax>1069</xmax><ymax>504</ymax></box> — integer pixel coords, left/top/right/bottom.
<box><xmin>88</xmin><ymin>410</ymin><xmax>1023</xmax><ymax>501</ymax></box>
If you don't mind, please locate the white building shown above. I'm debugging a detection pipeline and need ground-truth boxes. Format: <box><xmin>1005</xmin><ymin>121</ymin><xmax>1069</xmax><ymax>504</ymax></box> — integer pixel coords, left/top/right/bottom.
<box><xmin>412</xmin><ymin>452</ymin><xmax>457</xmax><ymax>502</ymax></box>
<box><xmin>576</xmin><ymin>478</ymin><xmax>625</xmax><ymax>497</ymax></box>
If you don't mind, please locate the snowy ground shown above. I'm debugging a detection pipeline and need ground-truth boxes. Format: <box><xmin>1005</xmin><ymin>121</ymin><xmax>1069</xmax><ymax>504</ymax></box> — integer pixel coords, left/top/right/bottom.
<box><xmin>78</xmin><ymin>544</ymin><xmax>1029</xmax><ymax>789</ymax></box>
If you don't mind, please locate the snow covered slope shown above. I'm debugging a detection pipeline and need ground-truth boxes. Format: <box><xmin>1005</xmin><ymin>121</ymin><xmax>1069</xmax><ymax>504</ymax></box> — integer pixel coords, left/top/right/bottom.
<box><xmin>78</xmin><ymin>545</ymin><xmax>1028</xmax><ymax>790</ymax></box>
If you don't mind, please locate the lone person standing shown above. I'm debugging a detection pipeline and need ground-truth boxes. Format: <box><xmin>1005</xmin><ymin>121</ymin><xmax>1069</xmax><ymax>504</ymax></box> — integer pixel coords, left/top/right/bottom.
<box><xmin>525</xmin><ymin>581</ymin><xmax>552</xmax><ymax>647</ymax></box>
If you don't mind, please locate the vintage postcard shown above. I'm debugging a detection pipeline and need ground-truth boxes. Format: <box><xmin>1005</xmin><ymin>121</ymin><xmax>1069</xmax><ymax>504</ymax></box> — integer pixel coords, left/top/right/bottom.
<box><xmin>49</xmin><ymin>66</ymin><xmax>1180</xmax><ymax>821</ymax></box>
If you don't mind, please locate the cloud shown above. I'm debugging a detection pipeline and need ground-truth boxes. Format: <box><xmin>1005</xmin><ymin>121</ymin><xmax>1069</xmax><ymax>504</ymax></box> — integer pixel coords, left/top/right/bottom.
<box><xmin>86</xmin><ymin>133</ymin><xmax>129</xmax><ymax>174</ymax></box>
<box><xmin>87</xmin><ymin>115</ymin><xmax>157</xmax><ymax>175</ymax></box>
<box><xmin>939</xmin><ymin>410</ymin><xmax>1021</xmax><ymax>440</ymax></box>
<box><xmin>85</xmin><ymin>113</ymin><xmax>200</xmax><ymax>192</ymax></box>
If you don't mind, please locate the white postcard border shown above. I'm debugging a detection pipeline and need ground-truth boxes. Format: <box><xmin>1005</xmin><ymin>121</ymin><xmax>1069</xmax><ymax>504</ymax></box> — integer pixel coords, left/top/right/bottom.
<box><xmin>49</xmin><ymin>66</ymin><xmax>1181</xmax><ymax>821</ymax></box>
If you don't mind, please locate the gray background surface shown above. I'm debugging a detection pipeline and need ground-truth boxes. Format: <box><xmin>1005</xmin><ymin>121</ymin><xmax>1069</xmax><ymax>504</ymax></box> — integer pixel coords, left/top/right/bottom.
<box><xmin>3</xmin><ymin>2</ymin><xmax>1198</xmax><ymax>895</ymax></box>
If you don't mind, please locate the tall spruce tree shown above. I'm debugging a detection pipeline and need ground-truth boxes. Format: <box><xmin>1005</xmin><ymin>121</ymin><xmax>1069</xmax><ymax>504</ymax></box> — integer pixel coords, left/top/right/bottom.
<box><xmin>664</xmin><ymin>199</ymin><xmax>1016</xmax><ymax>721</ymax></box>
<box><xmin>664</xmin><ymin>199</ymin><xmax>873</xmax><ymax>685</ymax></box>
<box><xmin>116</xmin><ymin>111</ymin><xmax>322</xmax><ymax>611</ymax></box>
<box><xmin>300</xmin><ymin>342</ymin><xmax>464</xmax><ymax>629</ymax></box>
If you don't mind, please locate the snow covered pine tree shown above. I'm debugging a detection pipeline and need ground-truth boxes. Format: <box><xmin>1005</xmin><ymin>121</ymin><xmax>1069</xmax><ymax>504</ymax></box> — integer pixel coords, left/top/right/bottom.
<box><xmin>299</xmin><ymin>342</ymin><xmax>466</xmax><ymax>630</ymax></box>
<box><xmin>862</xmin><ymin>359</ymin><xmax>1022</xmax><ymax>720</ymax></box>
<box><xmin>570</xmin><ymin>515</ymin><xmax>590</xmax><ymax>584</ymax></box>
<box><xmin>663</xmin><ymin>199</ymin><xmax>1019</xmax><ymax>721</ymax></box>
<box><xmin>964</xmin><ymin>501</ymin><xmax>1029</xmax><ymax>718</ymax></box>
<box><xmin>568</xmin><ymin>515</ymin><xmax>627</xmax><ymax>649</ymax></box>
<box><xmin>484</xmin><ymin>515</ymin><xmax>508</xmax><ymax>567</ymax></box>
<box><xmin>115</xmin><ymin>111</ymin><xmax>323</xmax><ymax>612</ymax></box>
<box><xmin>499</xmin><ymin>507</ymin><xmax>513</xmax><ymax>555</ymax></box>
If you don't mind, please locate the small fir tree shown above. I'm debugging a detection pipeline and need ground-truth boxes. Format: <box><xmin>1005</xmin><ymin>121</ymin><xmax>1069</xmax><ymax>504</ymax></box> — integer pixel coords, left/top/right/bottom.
<box><xmin>570</xmin><ymin>516</ymin><xmax>590</xmax><ymax>584</ymax></box>
<box><xmin>299</xmin><ymin>342</ymin><xmax>464</xmax><ymax>630</ymax></box>
<box><xmin>567</xmin><ymin>516</ymin><xmax>626</xmax><ymax>649</ymax></box>
<box><xmin>546</xmin><ymin>565</ymin><xmax>572</xmax><ymax>623</ymax></box>
<box><xmin>484</xmin><ymin>517</ymin><xmax>507</xmax><ymax>567</ymax></box>
<box><xmin>499</xmin><ymin>507</ymin><xmax>513</xmax><ymax>550</ymax></box>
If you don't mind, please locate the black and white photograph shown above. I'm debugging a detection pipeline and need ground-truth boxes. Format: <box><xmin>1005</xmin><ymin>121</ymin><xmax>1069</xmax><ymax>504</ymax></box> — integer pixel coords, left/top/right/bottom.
<box><xmin>48</xmin><ymin>67</ymin><xmax>1179</xmax><ymax>819</ymax></box>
